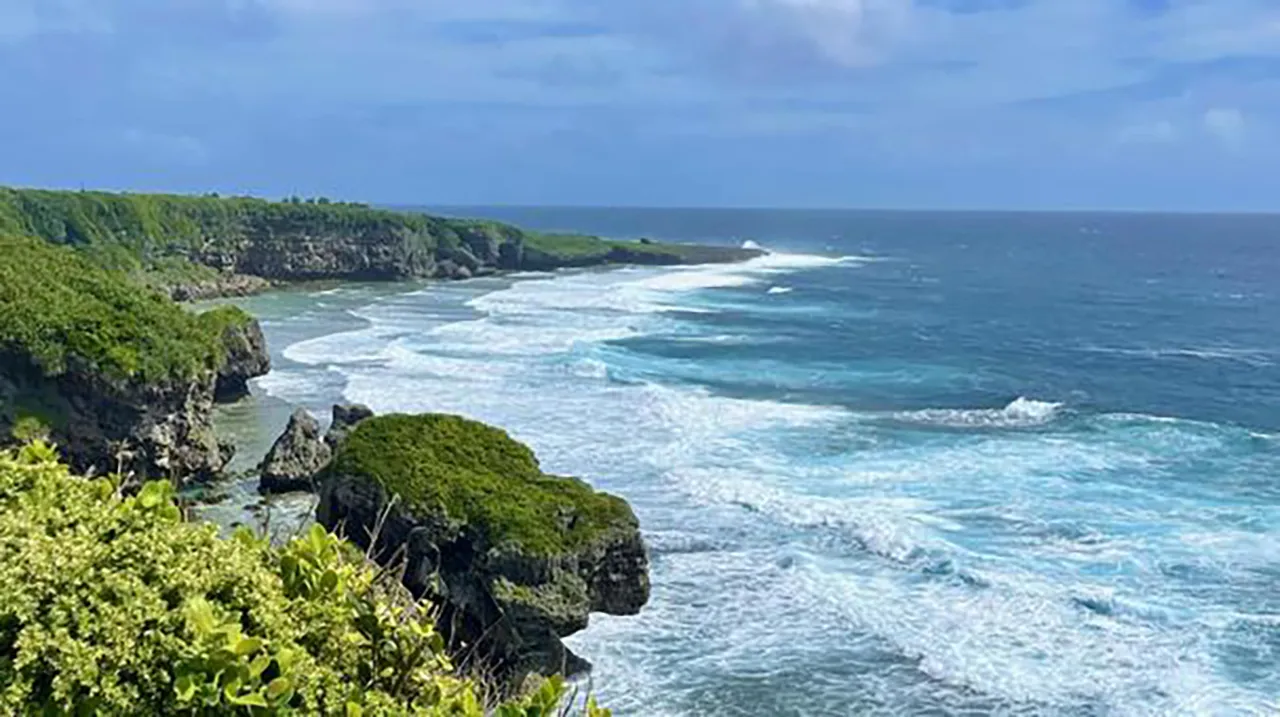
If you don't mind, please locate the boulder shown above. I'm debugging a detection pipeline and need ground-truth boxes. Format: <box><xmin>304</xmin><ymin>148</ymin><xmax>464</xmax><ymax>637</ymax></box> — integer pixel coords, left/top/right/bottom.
<box><xmin>324</xmin><ymin>403</ymin><xmax>375</xmax><ymax>450</ymax></box>
<box><xmin>316</xmin><ymin>413</ymin><xmax>649</xmax><ymax>690</ymax></box>
<box><xmin>260</xmin><ymin>409</ymin><xmax>331</xmax><ymax>494</ymax></box>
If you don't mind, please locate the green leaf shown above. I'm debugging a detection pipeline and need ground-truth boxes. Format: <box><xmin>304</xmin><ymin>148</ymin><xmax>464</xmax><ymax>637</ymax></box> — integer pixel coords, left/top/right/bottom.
<box><xmin>320</xmin><ymin>569</ymin><xmax>340</xmax><ymax>594</ymax></box>
<box><xmin>275</xmin><ymin>647</ymin><xmax>298</xmax><ymax>673</ymax></box>
<box><xmin>266</xmin><ymin>677</ymin><xmax>292</xmax><ymax>700</ymax></box>
<box><xmin>139</xmin><ymin>482</ymin><xmax>164</xmax><ymax>508</ymax></box>
<box><xmin>230</xmin><ymin>691</ymin><xmax>269</xmax><ymax>708</ymax></box>
<box><xmin>234</xmin><ymin>637</ymin><xmax>264</xmax><ymax>657</ymax></box>
<box><xmin>249</xmin><ymin>655</ymin><xmax>272</xmax><ymax>678</ymax></box>
<box><xmin>174</xmin><ymin>674</ymin><xmax>197</xmax><ymax>702</ymax></box>
<box><xmin>345</xmin><ymin>702</ymin><xmax>364</xmax><ymax>717</ymax></box>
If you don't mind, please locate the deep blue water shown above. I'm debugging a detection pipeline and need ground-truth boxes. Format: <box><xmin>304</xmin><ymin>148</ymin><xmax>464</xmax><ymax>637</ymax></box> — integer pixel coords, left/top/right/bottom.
<box><xmin>243</xmin><ymin>209</ymin><xmax>1280</xmax><ymax>715</ymax></box>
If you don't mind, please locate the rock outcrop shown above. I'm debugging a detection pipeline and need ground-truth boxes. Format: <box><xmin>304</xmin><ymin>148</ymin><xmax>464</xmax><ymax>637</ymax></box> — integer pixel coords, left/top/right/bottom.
<box><xmin>0</xmin><ymin>353</ymin><xmax>231</xmax><ymax>483</ymax></box>
<box><xmin>315</xmin><ymin>413</ymin><xmax>650</xmax><ymax>689</ymax></box>
<box><xmin>324</xmin><ymin>403</ymin><xmax>374</xmax><ymax>451</ymax></box>
<box><xmin>169</xmin><ymin>274</ymin><xmax>273</xmax><ymax>302</ymax></box>
<box><xmin>211</xmin><ymin>315</ymin><xmax>271</xmax><ymax>402</ymax></box>
<box><xmin>259</xmin><ymin>409</ymin><xmax>331</xmax><ymax>494</ymax></box>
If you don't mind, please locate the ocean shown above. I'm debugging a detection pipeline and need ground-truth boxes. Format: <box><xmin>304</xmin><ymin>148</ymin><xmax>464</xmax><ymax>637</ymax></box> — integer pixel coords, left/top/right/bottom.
<box><xmin>214</xmin><ymin>208</ymin><xmax>1280</xmax><ymax>716</ymax></box>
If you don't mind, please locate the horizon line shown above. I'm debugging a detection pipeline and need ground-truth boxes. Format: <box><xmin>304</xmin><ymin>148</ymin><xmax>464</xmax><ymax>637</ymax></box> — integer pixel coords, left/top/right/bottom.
<box><xmin>402</xmin><ymin>202</ymin><xmax>1280</xmax><ymax>218</ymax></box>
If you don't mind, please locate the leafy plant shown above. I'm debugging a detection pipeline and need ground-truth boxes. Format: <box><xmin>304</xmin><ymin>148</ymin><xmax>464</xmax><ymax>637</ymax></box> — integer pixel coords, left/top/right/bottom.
<box><xmin>0</xmin><ymin>444</ymin><xmax>606</xmax><ymax>715</ymax></box>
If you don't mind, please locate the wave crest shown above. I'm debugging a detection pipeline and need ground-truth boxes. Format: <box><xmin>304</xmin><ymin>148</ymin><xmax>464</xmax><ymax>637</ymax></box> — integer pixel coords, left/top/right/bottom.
<box><xmin>891</xmin><ymin>397</ymin><xmax>1064</xmax><ymax>429</ymax></box>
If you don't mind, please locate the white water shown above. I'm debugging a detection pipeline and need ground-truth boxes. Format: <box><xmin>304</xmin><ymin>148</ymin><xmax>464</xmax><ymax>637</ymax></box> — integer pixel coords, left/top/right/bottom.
<box><xmin>248</xmin><ymin>256</ymin><xmax>1280</xmax><ymax>716</ymax></box>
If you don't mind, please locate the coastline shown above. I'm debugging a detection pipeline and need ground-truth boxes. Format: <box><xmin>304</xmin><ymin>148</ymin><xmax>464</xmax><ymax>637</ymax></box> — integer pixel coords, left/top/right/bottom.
<box><xmin>193</xmin><ymin>272</ymin><xmax>525</xmax><ymax>536</ymax></box>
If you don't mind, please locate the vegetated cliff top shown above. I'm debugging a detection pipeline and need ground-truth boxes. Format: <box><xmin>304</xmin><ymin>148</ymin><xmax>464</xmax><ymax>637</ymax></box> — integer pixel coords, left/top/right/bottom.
<box><xmin>0</xmin><ymin>234</ymin><xmax>226</xmax><ymax>383</ymax></box>
<box><xmin>0</xmin><ymin>186</ymin><xmax>760</xmax><ymax>283</ymax></box>
<box><xmin>328</xmin><ymin>413</ymin><xmax>637</xmax><ymax>557</ymax></box>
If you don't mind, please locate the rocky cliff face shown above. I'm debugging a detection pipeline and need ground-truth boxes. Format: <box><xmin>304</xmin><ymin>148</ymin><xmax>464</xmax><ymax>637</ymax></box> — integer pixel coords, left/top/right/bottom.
<box><xmin>212</xmin><ymin>316</ymin><xmax>271</xmax><ymax>402</ymax></box>
<box><xmin>0</xmin><ymin>353</ymin><xmax>231</xmax><ymax>482</ymax></box>
<box><xmin>169</xmin><ymin>274</ymin><xmax>273</xmax><ymax>303</ymax></box>
<box><xmin>314</xmin><ymin>413</ymin><xmax>650</xmax><ymax>689</ymax></box>
<box><xmin>222</xmin><ymin>224</ymin><xmax>439</xmax><ymax>281</ymax></box>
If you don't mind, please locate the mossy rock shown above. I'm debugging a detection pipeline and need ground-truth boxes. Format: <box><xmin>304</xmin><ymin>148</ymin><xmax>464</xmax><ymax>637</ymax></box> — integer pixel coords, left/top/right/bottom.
<box><xmin>328</xmin><ymin>413</ymin><xmax>636</xmax><ymax>557</ymax></box>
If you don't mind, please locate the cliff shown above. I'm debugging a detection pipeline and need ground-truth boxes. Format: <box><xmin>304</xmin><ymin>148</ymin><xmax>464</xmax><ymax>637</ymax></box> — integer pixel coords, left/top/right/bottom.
<box><xmin>0</xmin><ymin>236</ymin><xmax>268</xmax><ymax>481</ymax></box>
<box><xmin>0</xmin><ymin>187</ymin><xmax>762</xmax><ymax>298</ymax></box>
<box><xmin>200</xmin><ymin>306</ymin><xmax>272</xmax><ymax>402</ymax></box>
<box><xmin>314</xmin><ymin>413</ymin><xmax>650</xmax><ymax>689</ymax></box>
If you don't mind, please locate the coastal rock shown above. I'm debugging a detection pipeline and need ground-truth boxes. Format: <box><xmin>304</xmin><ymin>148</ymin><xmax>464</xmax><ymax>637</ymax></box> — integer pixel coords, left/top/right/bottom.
<box><xmin>260</xmin><ymin>409</ymin><xmax>331</xmax><ymax>494</ymax></box>
<box><xmin>316</xmin><ymin>413</ymin><xmax>650</xmax><ymax>689</ymax></box>
<box><xmin>170</xmin><ymin>274</ymin><xmax>273</xmax><ymax>302</ymax></box>
<box><xmin>212</xmin><ymin>316</ymin><xmax>271</xmax><ymax>402</ymax></box>
<box><xmin>0</xmin><ymin>353</ymin><xmax>230</xmax><ymax>483</ymax></box>
<box><xmin>324</xmin><ymin>403</ymin><xmax>375</xmax><ymax>451</ymax></box>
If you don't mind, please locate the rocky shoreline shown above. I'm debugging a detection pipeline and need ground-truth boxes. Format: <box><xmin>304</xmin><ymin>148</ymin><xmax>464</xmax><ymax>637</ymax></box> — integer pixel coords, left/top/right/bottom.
<box><xmin>0</xmin><ymin>190</ymin><xmax>770</xmax><ymax>699</ymax></box>
<box><xmin>251</xmin><ymin>405</ymin><xmax>650</xmax><ymax>689</ymax></box>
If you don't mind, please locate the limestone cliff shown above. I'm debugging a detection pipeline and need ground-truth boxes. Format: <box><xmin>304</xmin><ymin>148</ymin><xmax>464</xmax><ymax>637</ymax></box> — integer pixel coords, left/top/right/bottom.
<box><xmin>0</xmin><ymin>236</ymin><xmax>268</xmax><ymax>482</ymax></box>
<box><xmin>0</xmin><ymin>187</ymin><xmax>763</xmax><ymax>299</ymax></box>
<box><xmin>314</xmin><ymin>413</ymin><xmax>650</xmax><ymax>688</ymax></box>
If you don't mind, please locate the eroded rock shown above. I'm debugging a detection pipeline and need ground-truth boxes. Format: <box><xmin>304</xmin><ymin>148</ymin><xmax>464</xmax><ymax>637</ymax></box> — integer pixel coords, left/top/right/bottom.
<box><xmin>260</xmin><ymin>409</ymin><xmax>331</xmax><ymax>494</ymax></box>
<box><xmin>315</xmin><ymin>413</ymin><xmax>650</xmax><ymax>690</ymax></box>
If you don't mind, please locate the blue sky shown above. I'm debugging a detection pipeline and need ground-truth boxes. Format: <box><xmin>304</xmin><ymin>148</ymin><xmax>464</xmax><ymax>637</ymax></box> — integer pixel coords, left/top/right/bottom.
<box><xmin>1</xmin><ymin>0</ymin><xmax>1278</xmax><ymax>210</ymax></box>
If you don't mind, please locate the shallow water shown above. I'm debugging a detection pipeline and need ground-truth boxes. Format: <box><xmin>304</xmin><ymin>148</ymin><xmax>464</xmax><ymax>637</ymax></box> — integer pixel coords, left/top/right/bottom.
<box><xmin>212</xmin><ymin>210</ymin><xmax>1280</xmax><ymax>715</ymax></box>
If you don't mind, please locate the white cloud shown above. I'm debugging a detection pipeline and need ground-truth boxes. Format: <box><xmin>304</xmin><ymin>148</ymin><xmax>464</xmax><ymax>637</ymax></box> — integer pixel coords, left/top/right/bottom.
<box><xmin>738</xmin><ymin>0</ymin><xmax>912</xmax><ymax>67</ymax></box>
<box><xmin>1203</xmin><ymin>107</ymin><xmax>1246</xmax><ymax>149</ymax></box>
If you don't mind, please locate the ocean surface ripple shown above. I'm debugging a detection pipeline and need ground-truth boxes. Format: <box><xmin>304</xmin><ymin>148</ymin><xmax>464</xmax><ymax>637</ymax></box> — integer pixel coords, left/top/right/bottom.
<box><xmin>244</xmin><ymin>210</ymin><xmax>1280</xmax><ymax>716</ymax></box>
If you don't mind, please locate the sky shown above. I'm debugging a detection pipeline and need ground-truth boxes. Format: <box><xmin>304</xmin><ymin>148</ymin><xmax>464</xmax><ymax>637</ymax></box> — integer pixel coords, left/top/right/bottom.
<box><xmin>1</xmin><ymin>0</ymin><xmax>1278</xmax><ymax>210</ymax></box>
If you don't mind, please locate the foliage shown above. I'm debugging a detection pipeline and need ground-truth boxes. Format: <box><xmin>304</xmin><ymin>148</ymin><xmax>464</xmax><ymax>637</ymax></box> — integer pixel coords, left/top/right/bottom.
<box><xmin>328</xmin><ymin>415</ymin><xmax>635</xmax><ymax>557</ymax></box>
<box><xmin>0</xmin><ymin>187</ymin><xmax>444</xmax><ymax>279</ymax></box>
<box><xmin>0</xmin><ymin>235</ymin><xmax>224</xmax><ymax>382</ymax></box>
<box><xmin>197</xmin><ymin>305</ymin><xmax>255</xmax><ymax>335</ymax></box>
<box><xmin>0</xmin><ymin>444</ymin><xmax>602</xmax><ymax>715</ymax></box>
<box><xmin>0</xmin><ymin>186</ymin><xmax>744</xmax><ymax>282</ymax></box>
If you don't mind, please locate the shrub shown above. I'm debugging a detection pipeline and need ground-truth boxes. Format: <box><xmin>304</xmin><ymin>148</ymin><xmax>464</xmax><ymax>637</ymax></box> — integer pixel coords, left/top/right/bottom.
<box><xmin>0</xmin><ymin>235</ymin><xmax>223</xmax><ymax>382</ymax></box>
<box><xmin>328</xmin><ymin>415</ymin><xmax>636</xmax><ymax>557</ymax></box>
<box><xmin>0</xmin><ymin>443</ymin><xmax>605</xmax><ymax>715</ymax></box>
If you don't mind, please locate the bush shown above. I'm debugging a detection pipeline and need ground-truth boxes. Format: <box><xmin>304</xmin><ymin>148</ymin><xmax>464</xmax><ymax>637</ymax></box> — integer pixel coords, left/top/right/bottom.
<box><xmin>328</xmin><ymin>415</ymin><xmax>635</xmax><ymax>557</ymax></box>
<box><xmin>0</xmin><ymin>443</ymin><xmax>607</xmax><ymax>715</ymax></box>
<box><xmin>0</xmin><ymin>235</ymin><xmax>223</xmax><ymax>382</ymax></box>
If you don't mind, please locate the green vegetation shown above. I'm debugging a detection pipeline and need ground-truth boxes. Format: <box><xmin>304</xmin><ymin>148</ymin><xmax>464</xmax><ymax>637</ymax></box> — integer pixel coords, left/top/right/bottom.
<box><xmin>197</xmin><ymin>304</ymin><xmax>256</xmax><ymax>335</ymax></box>
<box><xmin>0</xmin><ymin>187</ymin><xmax>471</xmax><ymax>281</ymax></box>
<box><xmin>0</xmin><ymin>186</ymin><xmax>432</xmax><ymax>256</ymax></box>
<box><xmin>0</xmin><ymin>235</ymin><xmax>225</xmax><ymax>382</ymax></box>
<box><xmin>0</xmin><ymin>186</ymin><xmax>753</xmax><ymax>287</ymax></box>
<box><xmin>0</xmin><ymin>442</ymin><xmax>610</xmax><ymax>715</ymax></box>
<box><xmin>329</xmin><ymin>415</ymin><xmax>636</xmax><ymax>556</ymax></box>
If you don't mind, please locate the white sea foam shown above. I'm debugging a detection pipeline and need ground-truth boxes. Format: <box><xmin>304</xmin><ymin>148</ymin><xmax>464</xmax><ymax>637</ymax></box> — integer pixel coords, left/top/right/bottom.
<box><xmin>628</xmin><ymin>270</ymin><xmax>759</xmax><ymax>292</ymax></box>
<box><xmin>250</xmin><ymin>248</ymin><xmax>1280</xmax><ymax>716</ymax></box>
<box><xmin>767</xmin><ymin>286</ymin><xmax>793</xmax><ymax>295</ymax></box>
<box><xmin>1081</xmin><ymin>345</ymin><xmax>1275</xmax><ymax>367</ymax></box>
<box><xmin>890</xmin><ymin>397</ymin><xmax>1064</xmax><ymax>429</ymax></box>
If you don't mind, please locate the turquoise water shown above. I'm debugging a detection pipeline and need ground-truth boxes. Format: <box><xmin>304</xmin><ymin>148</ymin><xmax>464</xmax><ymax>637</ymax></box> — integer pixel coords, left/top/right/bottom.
<box><xmin>231</xmin><ymin>210</ymin><xmax>1280</xmax><ymax>715</ymax></box>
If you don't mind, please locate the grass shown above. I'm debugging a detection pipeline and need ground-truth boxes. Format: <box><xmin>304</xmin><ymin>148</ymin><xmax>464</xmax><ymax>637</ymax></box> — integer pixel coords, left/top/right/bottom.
<box><xmin>329</xmin><ymin>414</ymin><xmax>637</xmax><ymax>556</ymax></box>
